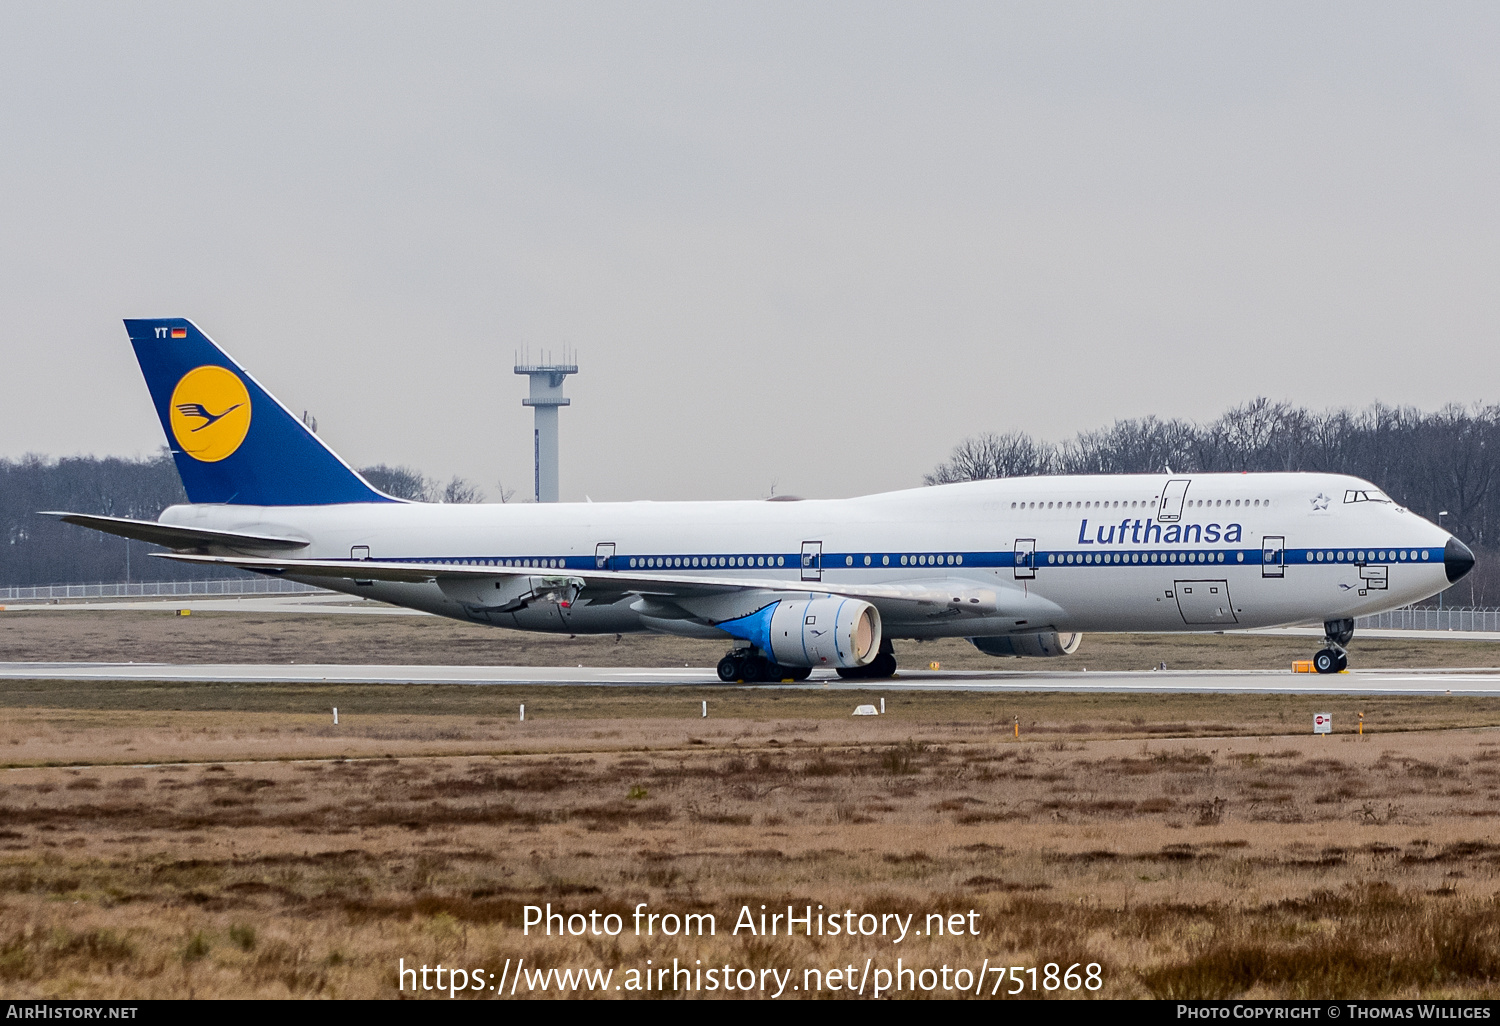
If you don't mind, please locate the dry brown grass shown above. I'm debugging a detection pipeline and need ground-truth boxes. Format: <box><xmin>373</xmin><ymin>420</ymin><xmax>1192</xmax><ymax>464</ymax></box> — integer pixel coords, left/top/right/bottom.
<box><xmin>3</xmin><ymin>610</ymin><xmax>1500</xmax><ymax>999</ymax></box>
<box><xmin>2</xmin><ymin>680</ymin><xmax>1500</xmax><ymax>767</ymax></box>
<box><xmin>3</xmin><ymin>607</ymin><xmax>1499</xmax><ymax>670</ymax></box>
<box><xmin>2</xmin><ymin>688</ymin><xmax>1500</xmax><ymax>999</ymax></box>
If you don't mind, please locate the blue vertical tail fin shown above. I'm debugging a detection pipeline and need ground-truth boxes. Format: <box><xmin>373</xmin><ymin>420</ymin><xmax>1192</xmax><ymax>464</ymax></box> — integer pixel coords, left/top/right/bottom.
<box><xmin>124</xmin><ymin>318</ymin><xmax>396</xmax><ymax>506</ymax></box>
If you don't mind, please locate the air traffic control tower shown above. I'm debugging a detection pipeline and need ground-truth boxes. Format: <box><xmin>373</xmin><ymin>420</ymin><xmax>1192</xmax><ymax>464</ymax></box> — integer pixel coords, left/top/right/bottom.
<box><xmin>514</xmin><ymin>352</ymin><xmax>577</xmax><ymax>503</ymax></box>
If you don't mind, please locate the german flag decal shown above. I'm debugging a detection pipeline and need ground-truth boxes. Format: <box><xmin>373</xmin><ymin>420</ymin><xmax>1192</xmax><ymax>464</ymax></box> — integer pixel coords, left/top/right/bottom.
<box><xmin>171</xmin><ymin>327</ymin><xmax>188</xmax><ymax>338</ymax></box>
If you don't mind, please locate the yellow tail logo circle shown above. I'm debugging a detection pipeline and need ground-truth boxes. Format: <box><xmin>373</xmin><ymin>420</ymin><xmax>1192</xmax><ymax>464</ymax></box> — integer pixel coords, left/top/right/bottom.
<box><xmin>168</xmin><ymin>366</ymin><xmax>252</xmax><ymax>462</ymax></box>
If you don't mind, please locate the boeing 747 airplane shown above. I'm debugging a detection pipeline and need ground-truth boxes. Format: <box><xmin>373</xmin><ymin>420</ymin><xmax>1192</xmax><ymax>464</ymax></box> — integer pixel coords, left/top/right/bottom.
<box><xmin>47</xmin><ymin>319</ymin><xmax>1475</xmax><ymax>680</ymax></box>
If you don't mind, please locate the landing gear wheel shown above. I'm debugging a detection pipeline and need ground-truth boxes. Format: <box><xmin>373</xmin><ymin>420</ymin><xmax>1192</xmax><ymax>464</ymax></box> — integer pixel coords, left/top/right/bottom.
<box><xmin>718</xmin><ymin>651</ymin><xmax>794</xmax><ymax>683</ymax></box>
<box><xmin>1316</xmin><ymin>620</ymin><xmax>1353</xmax><ymax>673</ymax></box>
<box><xmin>834</xmin><ymin>657</ymin><xmax>896</xmax><ymax>680</ymax></box>
<box><xmin>833</xmin><ymin>644</ymin><xmax>899</xmax><ymax>680</ymax></box>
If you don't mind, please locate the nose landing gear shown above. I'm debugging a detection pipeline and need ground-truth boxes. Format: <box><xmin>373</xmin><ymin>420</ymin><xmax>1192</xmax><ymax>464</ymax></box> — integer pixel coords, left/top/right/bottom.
<box><xmin>1313</xmin><ymin>618</ymin><xmax>1354</xmax><ymax>674</ymax></box>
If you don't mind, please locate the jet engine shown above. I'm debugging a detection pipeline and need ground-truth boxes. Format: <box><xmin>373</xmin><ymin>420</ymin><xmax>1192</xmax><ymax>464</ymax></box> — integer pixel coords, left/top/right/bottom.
<box><xmin>726</xmin><ymin>596</ymin><xmax>882</xmax><ymax>668</ymax></box>
<box><xmin>969</xmin><ymin>632</ymin><xmax>1082</xmax><ymax>658</ymax></box>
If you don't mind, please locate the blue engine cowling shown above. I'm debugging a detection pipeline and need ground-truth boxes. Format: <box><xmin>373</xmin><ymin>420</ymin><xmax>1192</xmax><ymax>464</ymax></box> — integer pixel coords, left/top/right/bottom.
<box><xmin>717</xmin><ymin>596</ymin><xmax>883</xmax><ymax>668</ymax></box>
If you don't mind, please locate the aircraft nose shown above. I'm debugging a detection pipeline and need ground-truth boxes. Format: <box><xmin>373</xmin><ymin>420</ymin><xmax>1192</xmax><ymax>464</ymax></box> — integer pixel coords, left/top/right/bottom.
<box><xmin>1445</xmin><ymin>536</ymin><xmax>1476</xmax><ymax>583</ymax></box>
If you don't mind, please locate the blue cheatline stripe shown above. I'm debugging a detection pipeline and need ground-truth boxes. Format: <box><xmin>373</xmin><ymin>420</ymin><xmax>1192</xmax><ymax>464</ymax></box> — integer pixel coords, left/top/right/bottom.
<box><xmin>361</xmin><ymin>545</ymin><xmax>1440</xmax><ymax>572</ymax></box>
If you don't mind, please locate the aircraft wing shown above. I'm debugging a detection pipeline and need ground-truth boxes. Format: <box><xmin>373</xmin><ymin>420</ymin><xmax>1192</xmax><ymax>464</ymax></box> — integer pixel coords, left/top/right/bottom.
<box><xmin>152</xmin><ymin>552</ymin><xmax>1017</xmax><ymax>617</ymax></box>
<box><xmin>41</xmin><ymin>512</ymin><xmax>311</xmax><ymax>551</ymax></box>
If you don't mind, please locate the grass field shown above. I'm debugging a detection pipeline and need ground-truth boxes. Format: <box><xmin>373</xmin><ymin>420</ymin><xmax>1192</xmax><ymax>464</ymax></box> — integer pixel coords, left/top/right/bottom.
<box><xmin>1</xmin><ymin>611</ymin><xmax>1499</xmax><ymax>999</ymax></box>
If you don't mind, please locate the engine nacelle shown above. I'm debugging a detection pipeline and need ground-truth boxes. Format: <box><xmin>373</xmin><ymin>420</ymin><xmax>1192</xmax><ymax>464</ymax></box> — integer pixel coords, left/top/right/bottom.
<box><xmin>716</xmin><ymin>596</ymin><xmax>883</xmax><ymax>668</ymax></box>
<box><xmin>969</xmin><ymin>632</ymin><xmax>1082</xmax><ymax>658</ymax></box>
<box><xmin>768</xmin><ymin>597</ymin><xmax>882</xmax><ymax>668</ymax></box>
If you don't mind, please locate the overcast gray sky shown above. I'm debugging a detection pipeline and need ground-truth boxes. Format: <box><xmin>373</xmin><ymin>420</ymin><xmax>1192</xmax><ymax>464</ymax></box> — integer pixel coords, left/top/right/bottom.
<box><xmin>2</xmin><ymin>2</ymin><xmax>1497</xmax><ymax>501</ymax></box>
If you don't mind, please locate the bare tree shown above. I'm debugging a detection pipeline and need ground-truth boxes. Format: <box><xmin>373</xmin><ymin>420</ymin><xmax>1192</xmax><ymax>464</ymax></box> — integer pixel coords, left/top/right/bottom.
<box><xmin>1060</xmin><ymin>416</ymin><xmax>1199</xmax><ymax>475</ymax></box>
<box><xmin>358</xmin><ymin>464</ymin><xmax>430</xmax><ymax>501</ymax></box>
<box><xmin>925</xmin><ymin>431</ymin><xmax>1058</xmax><ymax>484</ymax></box>
<box><xmin>440</xmin><ymin>477</ymin><xmax>485</xmax><ymax>504</ymax></box>
<box><xmin>358</xmin><ymin>466</ymin><xmax>486</xmax><ymax>504</ymax></box>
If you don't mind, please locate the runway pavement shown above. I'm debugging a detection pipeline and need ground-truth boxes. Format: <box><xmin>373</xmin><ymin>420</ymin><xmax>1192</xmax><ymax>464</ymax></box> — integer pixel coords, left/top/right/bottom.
<box><xmin>4</xmin><ymin>661</ymin><xmax>1500</xmax><ymax>694</ymax></box>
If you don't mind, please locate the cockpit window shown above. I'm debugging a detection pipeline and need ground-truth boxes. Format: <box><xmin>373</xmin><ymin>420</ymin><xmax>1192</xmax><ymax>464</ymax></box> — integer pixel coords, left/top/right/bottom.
<box><xmin>1343</xmin><ymin>489</ymin><xmax>1393</xmax><ymax>504</ymax></box>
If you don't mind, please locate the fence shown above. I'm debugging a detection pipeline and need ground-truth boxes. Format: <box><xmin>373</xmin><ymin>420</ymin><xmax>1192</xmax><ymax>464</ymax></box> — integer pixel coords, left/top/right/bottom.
<box><xmin>1356</xmin><ymin>606</ymin><xmax>1500</xmax><ymax>632</ymax></box>
<box><xmin>0</xmin><ymin>578</ymin><xmax>328</xmax><ymax>601</ymax></box>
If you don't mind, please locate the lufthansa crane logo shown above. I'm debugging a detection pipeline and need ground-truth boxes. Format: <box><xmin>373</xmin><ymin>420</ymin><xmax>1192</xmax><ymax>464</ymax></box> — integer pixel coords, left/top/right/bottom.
<box><xmin>168</xmin><ymin>366</ymin><xmax>252</xmax><ymax>462</ymax></box>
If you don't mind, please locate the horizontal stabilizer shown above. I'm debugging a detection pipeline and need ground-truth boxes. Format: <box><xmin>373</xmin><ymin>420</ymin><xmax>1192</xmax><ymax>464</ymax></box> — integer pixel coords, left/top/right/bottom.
<box><xmin>42</xmin><ymin>512</ymin><xmax>310</xmax><ymax>551</ymax></box>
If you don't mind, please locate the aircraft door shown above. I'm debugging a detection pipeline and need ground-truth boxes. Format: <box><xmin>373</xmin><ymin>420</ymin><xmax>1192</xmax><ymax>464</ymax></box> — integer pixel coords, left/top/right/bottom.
<box><xmin>1261</xmin><ymin>536</ymin><xmax>1285</xmax><ymax>578</ymax></box>
<box><xmin>1159</xmin><ymin>479</ymin><xmax>1191</xmax><ymax>522</ymax></box>
<box><xmin>595</xmin><ymin>542</ymin><xmax>616</xmax><ymax>570</ymax></box>
<box><xmin>350</xmin><ymin>545</ymin><xmax>372</xmax><ymax>587</ymax></box>
<box><xmin>1174</xmin><ymin>580</ymin><xmax>1238</xmax><ymax>625</ymax></box>
<box><xmin>1014</xmin><ymin>538</ymin><xmax>1036</xmax><ymax>579</ymax></box>
<box><xmin>801</xmin><ymin>540</ymin><xmax>822</xmax><ymax>582</ymax></box>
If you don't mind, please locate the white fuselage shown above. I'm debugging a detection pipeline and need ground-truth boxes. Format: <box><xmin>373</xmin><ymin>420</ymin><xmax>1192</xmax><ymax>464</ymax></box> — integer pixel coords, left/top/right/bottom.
<box><xmin>161</xmin><ymin>472</ymin><xmax>1456</xmax><ymax>641</ymax></box>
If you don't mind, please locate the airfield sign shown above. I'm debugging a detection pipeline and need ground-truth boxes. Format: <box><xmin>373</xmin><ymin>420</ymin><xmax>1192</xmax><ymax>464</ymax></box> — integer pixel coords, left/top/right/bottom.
<box><xmin>1314</xmin><ymin>712</ymin><xmax>1332</xmax><ymax>735</ymax></box>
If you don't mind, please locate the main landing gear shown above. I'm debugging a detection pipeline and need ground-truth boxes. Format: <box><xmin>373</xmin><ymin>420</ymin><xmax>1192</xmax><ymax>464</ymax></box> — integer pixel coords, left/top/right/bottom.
<box><xmin>1313</xmin><ymin>618</ymin><xmax>1354</xmax><ymax>674</ymax></box>
<box><xmin>716</xmin><ymin>650</ymin><xmax>812</xmax><ymax>683</ymax></box>
<box><xmin>835</xmin><ymin>638</ymin><xmax>898</xmax><ymax>680</ymax></box>
<box><xmin>715</xmin><ymin>639</ymin><xmax>899</xmax><ymax>683</ymax></box>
